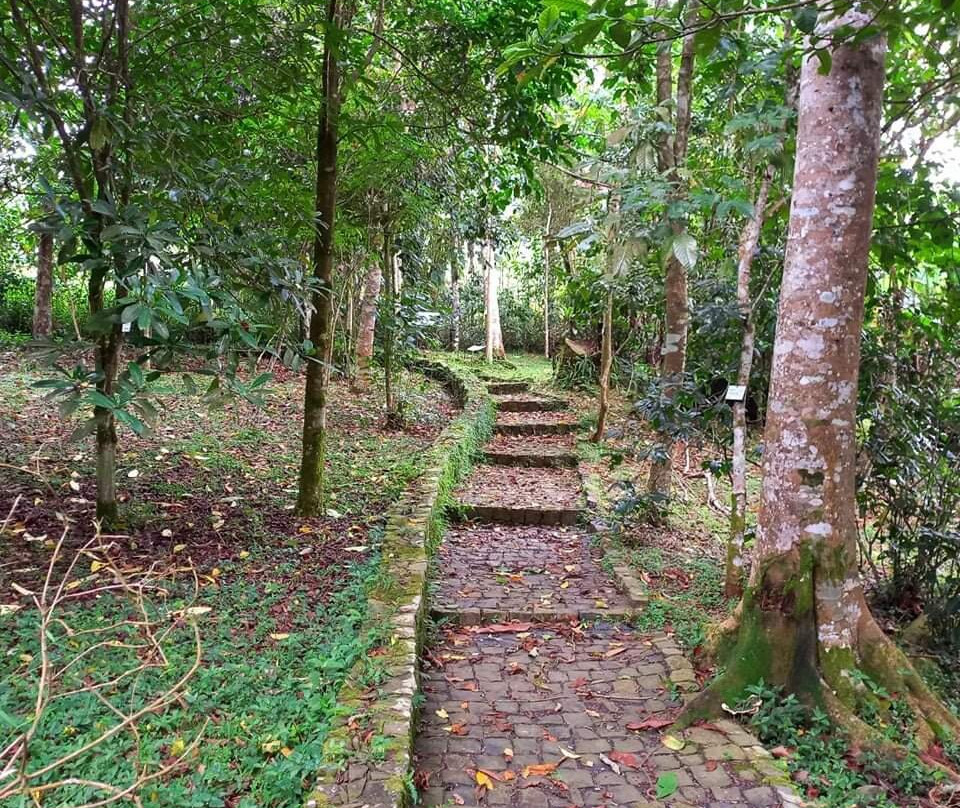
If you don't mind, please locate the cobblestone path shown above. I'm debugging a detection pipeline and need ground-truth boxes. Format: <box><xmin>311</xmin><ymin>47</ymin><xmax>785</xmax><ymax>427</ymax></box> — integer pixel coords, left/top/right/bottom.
<box><xmin>413</xmin><ymin>381</ymin><xmax>802</xmax><ymax>808</ymax></box>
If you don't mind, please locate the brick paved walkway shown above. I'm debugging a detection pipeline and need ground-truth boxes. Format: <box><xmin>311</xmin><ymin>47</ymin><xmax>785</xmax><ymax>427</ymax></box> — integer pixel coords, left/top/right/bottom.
<box><xmin>414</xmin><ymin>383</ymin><xmax>801</xmax><ymax>808</ymax></box>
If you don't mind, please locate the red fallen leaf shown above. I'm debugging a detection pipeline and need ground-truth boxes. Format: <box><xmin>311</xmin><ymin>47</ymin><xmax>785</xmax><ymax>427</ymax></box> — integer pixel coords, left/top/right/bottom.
<box><xmin>608</xmin><ymin>750</ymin><xmax>639</xmax><ymax>769</ymax></box>
<box><xmin>705</xmin><ymin>760</ymin><xmax>719</xmax><ymax>772</ymax></box>
<box><xmin>572</xmin><ymin>677</ymin><xmax>590</xmax><ymax>689</ymax></box>
<box><xmin>462</xmin><ymin>681</ymin><xmax>478</xmax><ymax>691</ymax></box>
<box><xmin>465</xmin><ymin>622</ymin><xmax>534</xmax><ymax>634</ymax></box>
<box><xmin>449</xmin><ymin>723</ymin><xmax>468</xmax><ymax>736</ymax></box>
<box><xmin>626</xmin><ymin>716</ymin><xmax>674</xmax><ymax>731</ymax></box>
<box><xmin>413</xmin><ymin>769</ymin><xmax>431</xmax><ymax>789</ymax></box>
<box><xmin>771</xmin><ymin>746</ymin><xmax>793</xmax><ymax>759</ymax></box>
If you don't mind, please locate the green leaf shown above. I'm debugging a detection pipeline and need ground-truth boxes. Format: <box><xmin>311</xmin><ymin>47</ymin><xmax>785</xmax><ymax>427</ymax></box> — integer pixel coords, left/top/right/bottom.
<box><xmin>128</xmin><ymin>362</ymin><xmax>145</xmax><ymax>387</ymax></box>
<box><xmin>672</xmin><ymin>232</ymin><xmax>699</xmax><ymax>270</ymax></box>
<box><xmin>539</xmin><ymin>5</ymin><xmax>560</xmax><ymax>34</ymax></box>
<box><xmin>121</xmin><ymin>304</ymin><xmax>142</xmax><ymax>324</ymax></box>
<box><xmin>609</xmin><ymin>20</ymin><xmax>632</xmax><ymax>48</ymax></box>
<box><xmin>86</xmin><ymin>391</ymin><xmax>116</xmax><ymax>410</ymax></box>
<box><xmin>543</xmin><ymin>0</ymin><xmax>589</xmax><ymax>11</ymax></box>
<box><xmin>656</xmin><ymin>772</ymin><xmax>679</xmax><ymax>799</ymax></box>
<box><xmin>115</xmin><ymin>409</ymin><xmax>147</xmax><ymax>436</ymax></box>
<box><xmin>89</xmin><ymin>117</ymin><xmax>110</xmax><ymax>151</ymax></box>
<box><xmin>815</xmin><ymin>49</ymin><xmax>832</xmax><ymax>75</ymax></box>
<box><xmin>795</xmin><ymin>5</ymin><xmax>819</xmax><ymax>34</ymax></box>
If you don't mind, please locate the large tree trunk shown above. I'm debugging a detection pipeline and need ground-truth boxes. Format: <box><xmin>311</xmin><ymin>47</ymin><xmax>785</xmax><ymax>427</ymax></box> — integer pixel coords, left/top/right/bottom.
<box><xmin>298</xmin><ymin>0</ymin><xmax>342</xmax><ymax>516</ymax></box>
<box><xmin>647</xmin><ymin>1</ymin><xmax>696</xmax><ymax>500</ymax></box>
<box><xmin>685</xmin><ymin>8</ymin><xmax>958</xmax><ymax>749</ymax></box>
<box><xmin>32</xmin><ymin>232</ymin><xmax>54</xmax><ymax>339</ymax></box>
<box><xmin>354</xmin><ymin>257</ymin><xmax>382</xmax><ymax>388</ymax></box>
<box><xmin>725</xmin><ymin>165</ymin><xmax>776</xmax><ymax>599</ymax></box>
<box><xmin>484</xmin><ymin>238</ymin><xmax>505</xmax><ymax>362</ymax></box>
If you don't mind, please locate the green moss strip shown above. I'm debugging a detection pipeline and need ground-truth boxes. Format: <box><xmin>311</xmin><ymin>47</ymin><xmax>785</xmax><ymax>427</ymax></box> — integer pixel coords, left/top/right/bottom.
<box><xmin>304</xmin><ymin>357</ymin><xmax>493</xmax><ymax>808</ymax></box>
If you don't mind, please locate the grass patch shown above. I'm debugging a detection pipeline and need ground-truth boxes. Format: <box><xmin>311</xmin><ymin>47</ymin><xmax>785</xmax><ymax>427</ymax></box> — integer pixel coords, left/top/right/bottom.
<box><xmin>0</xmin><ymin>351</ymin><xmax>456</xmax><ymax>807</ymax></box>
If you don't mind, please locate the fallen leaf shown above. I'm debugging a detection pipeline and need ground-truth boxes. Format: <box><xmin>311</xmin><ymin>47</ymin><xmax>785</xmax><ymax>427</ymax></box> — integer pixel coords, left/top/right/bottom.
<box><xmin>436</xmin><ymin>709</ymin><xmax>449</xmax><ymax>720</ymax></box>
<box><xmin>661</xmin><ymin>734</ymin><xmax>686</xmax><ymax>751</ymax></box>
<box><xmin>603</xmin><ymin>647</ymin><xmax>626</xmax><ymax>659</ymax></box>
<box><xmin>656</xmin><ymin>771</ymin><xmax>679</xmax><ymax>799</ymax></box>
<box><xmin>626</xmin><ymin>716</ymin><xmax>675</xmax><ymax>731</ymax></box>
<box><xmin>269</xmin><ymin>633</ymin><xmax>290</xmax><ymax>641</ymax></box>
<box><xmin>451</xmin><ymin>795</ymin><xmax>465</xmax><ymax>805</ymax></box>
<box><xmin>598</xmin><ymin>754</ymin><xmax>621</xmax><ymax>775</ymax></box>
<box><xmin>771</xmin><ymin>745</ymin><xmax>793</xmax><ymax>759</ymax></box>
<box><xmin>466</xmin><ymin>622</ymin><xmax>533</xmax><ymax>634</ymax></box>
<box><xmin>705</xmin><ymin>759</ymin><xmax>719</xmax><ymax>771</ymax></box>
<box><xmin>559</xmin><ymin>747</ymin><xmax>581</xmax><ymax>760</ymax></box>
<box><xmin>522</xmin><ymin>762</ymin><xmax>558</xmax><ymax>778</ymax></box>
<box><xmin>608</xmin><ymin>751</ymin><xmax>638</xmax><ymax>769</ymax></box>
<box><xmin>475</xmin><ymin>770</ymin><xmax>494</xmax><ymax>791</ymax></box>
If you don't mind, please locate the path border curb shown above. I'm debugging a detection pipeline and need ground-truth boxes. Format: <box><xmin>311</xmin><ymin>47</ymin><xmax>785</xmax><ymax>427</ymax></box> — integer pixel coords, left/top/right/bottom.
<box><xmin>304</xmin><ymin>357</ymin><xmax>493</xmax><ymax>808</ymax></box>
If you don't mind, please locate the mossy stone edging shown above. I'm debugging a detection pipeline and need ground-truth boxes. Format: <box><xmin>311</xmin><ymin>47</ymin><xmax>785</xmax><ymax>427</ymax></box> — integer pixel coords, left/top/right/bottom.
<box><xmin>305</xmin><ymin>358</ymin><xmax>493</xmax><ymax>808</ymax></box>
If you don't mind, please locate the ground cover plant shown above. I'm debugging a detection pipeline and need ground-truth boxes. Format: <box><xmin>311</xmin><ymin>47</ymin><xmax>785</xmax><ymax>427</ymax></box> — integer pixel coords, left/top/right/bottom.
<box><xmin>0</xmin><ymin>351</ymin><xmax>454</xmax><ymax>807</ymax></box>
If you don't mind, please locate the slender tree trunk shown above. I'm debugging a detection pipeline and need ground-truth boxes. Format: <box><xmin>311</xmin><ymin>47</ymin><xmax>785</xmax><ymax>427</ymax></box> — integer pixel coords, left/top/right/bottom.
<box><xmin>685</xmin><ymin>10</ymin><xmax>956</xmax><ymax>747</ymax></box>
<box><xmin>593</xmin><ymin>193</ymin><xmax>620</xmax><ymax>443</ymax></box>
<box><xmin>32</xmin><ymin>232</ymin><xmax>54</xmax><ymax>339</ymax></box>
<box><xmin>383</xmin><ymin>225</ymin><xmax>397</xmax><ymax>422</ymax></box>
<box><xmin>450</xmin><ymin>229</ymin><xmax>461</xmax><ymax>352</ymax></box>
<box><xmin>354</xmin><ymin>258</ymin><xmax>382</xmax><ymax>388</ymax></box>
<box><xmin>543</xmin><ymin>201</ymin><xmax>552</xmax><ymax>359</ymax></box>
<box><xmin>298</xmin><ymin>0</ymin><xmax>342</xmax><ymax>516</ymax></box>
<box><xmin>725</xmin><ymin>164</ymin><xmax>776</xmax><ymax>599</ymax></box>
<box><xmin>593</xmin><ymin>289</ymin><xmax>614</xmax><ymax>442</ymax></box>
<box><xmin>484</xmin><ymin>238</ymin><xmax>505</xmax><ymax>362</ymax></box>
<box><xmin>647</xmin><ymin>1</ymin><xmax>696</xmax><ymax>500</ymax></box>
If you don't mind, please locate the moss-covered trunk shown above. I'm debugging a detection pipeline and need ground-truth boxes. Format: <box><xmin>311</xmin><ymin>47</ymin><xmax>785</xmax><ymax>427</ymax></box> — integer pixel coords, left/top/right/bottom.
<box><xmin>686</xmin><ymin>6</ymin><xmax>959</xmax><ymax>751</ymax></box>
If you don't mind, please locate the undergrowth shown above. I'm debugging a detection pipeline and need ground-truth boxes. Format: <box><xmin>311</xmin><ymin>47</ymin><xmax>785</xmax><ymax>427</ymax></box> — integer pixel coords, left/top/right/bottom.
<box><xmin>734</xmin><ymin>680</ymin><xmax>947</xmax><ymax>808</ymax></box>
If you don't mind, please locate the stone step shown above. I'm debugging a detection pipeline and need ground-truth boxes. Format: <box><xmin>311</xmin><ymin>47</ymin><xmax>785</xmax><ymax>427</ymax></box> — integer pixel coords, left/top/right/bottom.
<box><xmin>493</xmin><ymin>421</ymin><xmax>578</xmax><ymax>436</ymax></box>
<box><xmin>482</xmin><ymin>449</ymin><xmax>578</xmax><ymax>468</ymax></box>
<box><xmin>429</xmin><ymin>604</ymin><xmax>634</xmax><ymax>625</ymax></box>
<box><xmin>486</xmin><ymin>381</ymin><xmax>530</xmax><ymax>395</ymax></box>
<box><xmin>453</xmin><ymin>503</ymin><xmax>582</xmax><ymax>526</ymax></box>
<box><xmin>495</xmin><ymin>397</ymin><xmax>567</xmax><ymax>413</ymax></box>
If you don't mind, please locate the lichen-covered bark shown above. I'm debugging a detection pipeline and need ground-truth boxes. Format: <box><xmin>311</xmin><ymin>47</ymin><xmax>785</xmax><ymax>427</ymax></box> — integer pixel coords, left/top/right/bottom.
<box><xmin>353</xmin><ymin>258</ymin><xmax>382</xmax><ymax>388</ymax></box>
<box><xmin>685</xmin><ymin>6</ymin><xmax>959</xmax><ymax>749</ymax></box>
<box><xmin>483</xmin><ymin>238</ymin><xmax>505</xmax><ymax>362</ymax></box>
<box><xmin>726</xmin><ymin>165</ymin><xmax>776</xmax><ymax>598</ymax></box>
